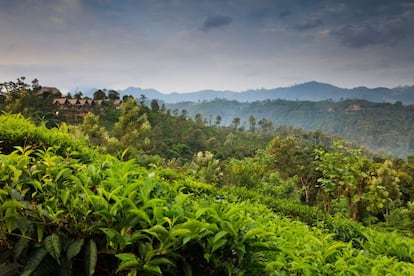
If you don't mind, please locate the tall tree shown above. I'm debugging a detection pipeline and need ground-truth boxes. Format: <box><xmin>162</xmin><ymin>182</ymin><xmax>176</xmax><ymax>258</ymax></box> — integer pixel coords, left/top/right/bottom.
<box><xmin>112</xmin><ymin>98</ymin><xmax>151</xmax><ymax>153</ymax></box>
<box><xmin>248</xmin><ymin>115</ymin><xmax>256</xmax><ymax>133</ymax></box>
<box><xmin>74</xmin><ymin>91</ymin><xmax>83</xmax><ymax>99</ymax></box>
<box><xmin>93</xmin><ymin>89</ymin><xmax>106</xmax><ymax>100</ymax></box>
<box><xmin>139</xmin><ymin>94</ymin><xmax>147</xmax><ymax>106</ymax></box>
<box><xmin>232</xmin><ymin>117</ymin><xmax>240</xmax><ymax>130</ymax></box>
<box><xmin>215</xmin><ymin>115</ymin><xmax>222</xmax><ymax>127</ymax></box>
<box><xmin>108</xmin><ymin>90</ymin><xmax>120</xmax><ymax>100</ymax></box>
<box><xmin>365</xmin><ymin>160</ymin><xmax>401</xmax><ymax>220</ymax></box>
<box><xmin>195</xmin><ymin>113</ymin><xmax>203</xmax><ymax>125</ymax></box>
<box><xmin>150</xmin><ymin>99</ymin><xmax>160</xmax><ymax>112</ymax></box>
<box><xmin>315</xmin><ymin>142</ymin><xmax>370</xmax><ymax>220</ymax></box>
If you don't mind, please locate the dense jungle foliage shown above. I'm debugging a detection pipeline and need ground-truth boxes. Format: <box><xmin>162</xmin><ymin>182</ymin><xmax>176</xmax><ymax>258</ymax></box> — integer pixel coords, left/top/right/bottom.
<box><xmin>168</xmin><ymin>98</ymin><xmax>414</xmax><ymax>157</ymax></box>
<box><xmin>1</xmin><ymin>78</ymin><xmax>414</xmax><ymax>275</ymax></box>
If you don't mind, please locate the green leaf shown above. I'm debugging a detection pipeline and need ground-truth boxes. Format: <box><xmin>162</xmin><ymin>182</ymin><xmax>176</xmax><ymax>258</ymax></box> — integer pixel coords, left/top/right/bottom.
<box><xmin>211</xmin><ymin>238</ymin><xmax>227</xmax><ymax>253</ymax></box>
<box><xmin>144</xmin><ymin>225</ymin><xmax>169</xmax><ymax>242</ymax></box>
<box><xmin>61</xmin><ymin>189</ymin><xmax>70</xmax><ymax>205</ymax></box>
<box><xmin>21</xmin><ymin>247</ymin><xmax>48</xmax><ymax>276</ymax></box>
<box><xmin>182</xmin><ymin>234</ymin><xmax>192</xmax><ymax>246</ymax></box>
<box><xmin>213</xmin><ymin>230</ymin><xmax>228</xmax><ymax>244</ymax></box>
<box><xmin>66</xmin><ymin>238</ymin><xmax>84</xmax><ymax>260</ymax></box>
<box><xmin>0</xmin><ymin>199</ymin><xmax>25</xmax><ymax>211</ymax></box>
<box><xmin>85</xmin><ymin>239</ymin><xmax>97</xmax><ymax>276</ymax></box>
<box><xmin>195</xmin><ymin>208</ymin><xmax>209</xmax><ymax>219</ymax></box>
<box><xmin>143</xmin><ymin>264</ymin><xmax>162</xmax><ymax>275</ymax></box>
<box><xmin>36</xmin><ymin>225</ymin><xmax>44</xmax><ymax>242</ymax></box>
<box><xmin>15</xmin><ymin>237</ymin><xmax>30</xmax><ymax>259</ymax></box>
<box><xmin>323</xmin><ymin>242</ymin><xmax>347</xmax><ymax>260</ymax></box>
<box><xmin>129</xmin><ymin>209</ymin><xmax>152</xmax><ymax>225</ymax></box>
<box><xmin>170</xmin><ymin>228</ymin><xmax>191</xmax><ymax>237</ymax></box>
<box><xmin>242</xmin><ymin>228</ymin><xmax>263</xmax><ymax>242</ymax></box>
<box><xmin>116</xmin><ymin>253</ymin><xmax>137</xmax><ymax>262</ymax></box>
<box><xmin>116</xmin><ymin>252</ymin><xmax>141</xmax><ymax>272</ymax></box>
<box><xmin>44</xmin><ymin>233</ymin><xmax>62</xmax><ymax>264</ymax></box>
<box><xmin>204</xmin><ymin>253</ymin><xmax>212</xmax><ymax>262</ymax></box>
<box><xmin>147</xmin><ymin>257</ymin><xmax>175</xmax><ymax>267</ymax></box>
<box><xmin>100</xmin><ymin>227</ymin><xmax>120</xmax><ymax>241</ymax></box>
<box><xmin>117</xmin><ymin>260</ymin><xmax>141</xmax><ymax>272</ymax></box>
<box><xmin>55</xmin><ymin>168</ymin><xmax>71</xmax><ymax>182</ymax></box>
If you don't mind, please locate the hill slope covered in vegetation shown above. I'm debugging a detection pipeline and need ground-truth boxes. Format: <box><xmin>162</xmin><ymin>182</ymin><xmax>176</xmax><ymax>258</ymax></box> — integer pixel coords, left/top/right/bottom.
<box><xmin>2</xmin><ymin>78</ymin><xmax>414</xmax><ymax>274</ymax></box>
<box><xmin>168</xmin><ymin>98</ymin><xmax>414</xmax><ymax>157</ymax></box>
<box><xmin>1</xmin><ymin>112</ymin><xmax>414</xmax><ymax>274</ymax></box>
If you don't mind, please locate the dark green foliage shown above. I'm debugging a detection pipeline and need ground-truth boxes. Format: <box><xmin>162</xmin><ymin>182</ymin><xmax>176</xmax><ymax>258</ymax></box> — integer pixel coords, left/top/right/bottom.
<box><xmin>0</xmin><ymin>77</ymin><xmax>61</xmax><ymax>127</ymax></box>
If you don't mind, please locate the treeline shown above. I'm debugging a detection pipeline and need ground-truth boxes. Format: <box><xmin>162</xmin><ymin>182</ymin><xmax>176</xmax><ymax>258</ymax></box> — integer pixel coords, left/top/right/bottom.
<box><xmin>167</xmin><ymin>98</ymin><xmax>414</xmax><ymax>157</ymax></box>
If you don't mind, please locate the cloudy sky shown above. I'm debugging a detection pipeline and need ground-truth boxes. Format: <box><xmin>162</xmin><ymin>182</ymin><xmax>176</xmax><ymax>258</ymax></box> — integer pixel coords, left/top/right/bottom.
<box><xmin>1</xmin><ymin>0</ymin><xmax>414</xmax><ymax>93</ymax></box>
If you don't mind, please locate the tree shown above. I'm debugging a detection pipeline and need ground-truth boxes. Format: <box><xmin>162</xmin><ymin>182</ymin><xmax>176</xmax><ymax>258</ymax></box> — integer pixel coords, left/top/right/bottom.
<box><xmin>139</xmin><ymin>94</ymin><xmax>147</xmax><ymax>106</ymax></box>
<box><xmin>191</xmin><ymin>151</ymin><xmax>221</xmax><ymax>184</ymax></box>
<box><xmin>80</xmin><ymin>112</ymin><xmax>105</xmax><ymax>145</ymax></box>
<box><xmin>248</xmin><ymin>115</ymin><xmax>256</xmax><ymax>133</ymax></box>
<box><xmin>195</xmin><ymin>113</ymin><xmax>203</xmax><ymax>126</ymax></box>
<box><xmin>258</xmin><ymin>118</ymin><xmax>272</xmax><ymax>134</ymax></box>
<box><xmin>232</xmin><ymin>117</ymin><xmax>240</xmax><ymax>130</ymax></box>
<box><xmin>315</xmin><ymin>141</ymin><xmax>370</xmax><ymax>220</ymax></box>
<box><xmin>108</xmin><ymin>90</ymin><xmax>120</xmax><ymax>100</ymax></box>
<box><xmin>93</xmin><ymin>89</ymin><xmax>106</xmax><ymax>100</ymax></box>
<box><xmin>74</xmin><ymin>91</ymin><xmax>83</xmax><ymax>99</ymax></box>
<box><xmin>150</xmin><ymin>99</ymin><xmax>160</xmax><ymax>112</ymax></box>
<box><xmin>112</xmin><ymin>98</ymin><xmax>151</xmax><ymax>153</ymax></box>
<box><xmin>215</xmin><ymin>115</ymin><xmax>222</xmax><ymax>127</ymax></box>
<box><xmin>180</xmin><ymin>109</ymin><xmax>187</xmax><ymax>120</ymax></box>
<box><xmin>365</xmin><ymin>160</ymin><xmax>401</xmax><ymax>220</ymax></box>
<box><xmin>31</xmin><ymin>78</ymin><xmax>40</xmax><ymax>92</ymax></box>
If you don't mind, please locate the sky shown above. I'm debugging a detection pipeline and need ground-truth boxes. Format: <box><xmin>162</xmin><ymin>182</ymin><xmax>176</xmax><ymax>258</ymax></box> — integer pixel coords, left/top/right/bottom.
<box><xmin>1</xmin><ymin>0</ymin><xmax>414</xmax><ymax>93</ymax></box>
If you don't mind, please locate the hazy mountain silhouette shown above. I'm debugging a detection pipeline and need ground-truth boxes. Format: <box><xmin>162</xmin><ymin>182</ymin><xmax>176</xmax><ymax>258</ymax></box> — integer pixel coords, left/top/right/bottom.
<box><xmin>74</xmin><ymin>81</ymin><xmax>414</xmax><ymax>104</ymax></box>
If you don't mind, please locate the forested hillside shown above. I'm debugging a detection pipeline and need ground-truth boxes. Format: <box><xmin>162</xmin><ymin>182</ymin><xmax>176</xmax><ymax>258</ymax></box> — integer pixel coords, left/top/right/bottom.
<box><xmin>168</xmin><ymin>98</ymin><xmax>414</xmax><ymax>157</ymax></box>
<box><xmin>1</xmin><ymin>78</ymin><xmax>414</xmax><ymax>275</ymax></box>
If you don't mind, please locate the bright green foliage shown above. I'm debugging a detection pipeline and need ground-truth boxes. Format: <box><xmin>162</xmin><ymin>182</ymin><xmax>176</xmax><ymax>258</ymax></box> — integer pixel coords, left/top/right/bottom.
<box><xmin>226</xmin><ymin>157</ymin><xmax>266</xmax><ymax>189</ymax></box>
<box><xmin>190</xmin><ymin>151</ymin><xmax>221</xmax><ymax>184</ymax></box>
<box><xmin>316</xmin><ymin>141</ymin><xmax>370</xmax><ymax>220</ymax></box>
<box><xmin>79</xmin><ymin>112</ymin><xmax>106</xmax><ymax>145</ymax></box>
<box><xmin>365</xmin><ymin>160</ymin><xmax>401</xmax><ymax>217</ymax></box>
<box><xmin>112</xmin><ymin>98</ymin><xmax>151</xmax><ymax>154</ymax></box>
<box><xmin>0</xmin><ymin>113</ymin><xmax>92</xmax><ymax>161</ymax></box>
<box><xmin>2</xmin><ymin>113</ymin><xmax>414</xmax><ymax>275</ymax></box>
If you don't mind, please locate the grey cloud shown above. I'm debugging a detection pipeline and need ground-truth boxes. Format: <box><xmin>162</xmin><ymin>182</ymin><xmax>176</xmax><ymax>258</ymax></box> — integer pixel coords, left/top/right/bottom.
<box><xmin>201</xmin><ymin>14</ymin><xmax>232</xmax><ymax>31</ymax></box>
<box><xmin>279</xmin><ymin>10</ymin><xmax>292</xmax><ymax>18</ymax></box>
<box><xmin>295</xmin><ymin>18</ymin><xmax>322</xmax><ymax>31</ymax></box>
<box><xmin>333</xmin><ymin>24</ymin><xmax>389</xmax><ymax>48</ymax></box>
<box><xmin>333</xmin><ymin>13</ymin><xmax>414</xmax><ymax>48</ymax></box>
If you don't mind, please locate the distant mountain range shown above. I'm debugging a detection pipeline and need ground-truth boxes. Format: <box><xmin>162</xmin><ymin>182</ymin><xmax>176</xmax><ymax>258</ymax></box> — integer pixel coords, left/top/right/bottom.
<box><xmin>71</xmin><ymin>81</ymin><xmax>414</xmax><ymax>104</ymax></box>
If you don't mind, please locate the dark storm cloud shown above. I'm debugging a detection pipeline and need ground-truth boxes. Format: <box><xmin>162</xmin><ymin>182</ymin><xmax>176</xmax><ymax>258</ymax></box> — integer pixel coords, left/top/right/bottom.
<box><xmin>201</xmin><ymin>14</ymin><xmax>232</xmax><ymax>31</ymax></box>
<box><xmin>332</xmin><ymin>11</ymin><xmax>414</xmax><ymax>48</ymax></box>
<box><xmin>279</xmin><ymin>10</ymin><xmax>292</xmax><ymax>18</ymax></box>
<box><xmin>1</xmin><ymin>0</ymin><xmax>414</xmax><ymax>91</ymax></box>
<box><xmin>295</xmin><ymin>18</ymin><xmax>322</xmax><ymax>31</ymax></box>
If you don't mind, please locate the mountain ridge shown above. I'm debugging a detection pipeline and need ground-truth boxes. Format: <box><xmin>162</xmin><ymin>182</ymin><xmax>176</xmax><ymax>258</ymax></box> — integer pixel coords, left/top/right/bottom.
<box><xmin>71</xmin><ymin>81</ymin><xmax>414</xmax><ymax>104</ymax></box>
